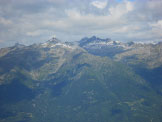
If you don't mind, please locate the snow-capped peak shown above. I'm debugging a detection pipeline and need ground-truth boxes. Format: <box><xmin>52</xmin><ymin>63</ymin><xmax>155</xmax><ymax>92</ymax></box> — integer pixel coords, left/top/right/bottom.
<box><xmin>41</xmin><ymin>37</ymin><xmax>75</xmax><ymax>50</ymax></box>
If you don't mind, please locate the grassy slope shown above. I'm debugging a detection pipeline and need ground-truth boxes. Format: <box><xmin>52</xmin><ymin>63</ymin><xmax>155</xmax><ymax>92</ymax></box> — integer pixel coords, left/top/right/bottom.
<box><xmin>0</xmin><ymin>46</ymin><xmax>162</xmax><ymax>122</ymax></box>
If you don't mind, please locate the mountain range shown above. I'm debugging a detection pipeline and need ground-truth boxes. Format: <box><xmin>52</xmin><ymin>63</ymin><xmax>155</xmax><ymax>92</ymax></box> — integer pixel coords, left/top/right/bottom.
<box><xmin>0</xmin><ymin>36</ymin><xmax>162</xmax><ymax>122</ymax></box>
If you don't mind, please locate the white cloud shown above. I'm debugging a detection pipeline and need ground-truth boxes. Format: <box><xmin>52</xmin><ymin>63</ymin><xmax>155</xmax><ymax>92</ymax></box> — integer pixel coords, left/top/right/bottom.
<box><xmin>149</xmin><ymin>20</ymin><xmax>162</xmax><ymax>37</ymax></box>
<box><xmin>126</xmin><ymin>1</ymin><xmax>133</xmax><ymax>11</ymax></box>
<box><xmin>0</xmin><ymin>0</ymin><xmax>162</xmax><ymax>47</ymax></box>
<box><xmin>151</xmin><ymin>20</ymin><xmax>162</xmax><ymax>28</ymax></box>
<box><xmin>91</xmin><ymin>1</ymin><xmax>107</xmax><ymax>9</ymax></box>
<box><xmin>26</xmin><ymin>30</ymin><xmax>42</xmax><ymax>37</ymax></box>
<box><xmin>113</xmin><ymin>25</ymin><xmax>140</xmax><ymax>33</ymax></box>
<box><xmin>65</xmin><ymin>9</ymin><xmax>81</xmax><ymax>19</ymax></box>
<box><xmin>109</xmin><ymin>1</ymin><xmax>133</xmax><ymax>18</ymax></box>
<box><xmin>0</xmin><ymin>17</ymin><xmax>12</xmax><ymax>25</ymax></box>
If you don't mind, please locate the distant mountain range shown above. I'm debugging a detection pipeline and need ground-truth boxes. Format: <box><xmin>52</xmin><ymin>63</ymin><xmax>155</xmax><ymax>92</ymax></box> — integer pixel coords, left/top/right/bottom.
<box><xmin>0</xmin><ymin>36</ymin><xmax>162</xmax><ymax>122</ymax></box>
<box><xmin>78</xmin><ymin>36</ymin><xmax>162</xmax><ymax>68</ymax></box>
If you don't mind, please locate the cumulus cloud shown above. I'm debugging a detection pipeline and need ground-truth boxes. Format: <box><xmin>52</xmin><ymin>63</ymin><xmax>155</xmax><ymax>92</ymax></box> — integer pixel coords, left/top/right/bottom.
<box><xmin>109</xmin><ymin>1</ymin><xmax>133</xmax><ymax>18</ymax></box>
<box><xmin>0</xmin><ymin>0</ymin><xmax>162</xmax><ymax>47</ymax></box>
<box><xmin>91</xmin><ymin>1</ymin><xmax>108</xmax><ymax>9</ymax></box>
<box><xmin>151</xmin><ymin>20</ymin><xmax>162</xmax><ymax>28</ymax></box>
<box><xmin>149</xmin><ymin>20</ymin><xmax>162</xmax><ymax>37</ymax></box>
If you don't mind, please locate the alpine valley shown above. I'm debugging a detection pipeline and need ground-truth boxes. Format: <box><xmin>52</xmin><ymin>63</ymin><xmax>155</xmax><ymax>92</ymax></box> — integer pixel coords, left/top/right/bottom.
<box><xmin>0</xmin><ymin>36</ymin><xmax>162</xmax><ymax>122</ymax></box>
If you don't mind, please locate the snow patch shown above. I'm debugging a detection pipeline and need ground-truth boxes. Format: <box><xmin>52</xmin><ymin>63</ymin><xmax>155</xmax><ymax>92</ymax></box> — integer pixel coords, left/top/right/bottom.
<box><xmin>41</xmin><ymin>42</ymin><xmax>75</xmax><ymax>50</ymax></box>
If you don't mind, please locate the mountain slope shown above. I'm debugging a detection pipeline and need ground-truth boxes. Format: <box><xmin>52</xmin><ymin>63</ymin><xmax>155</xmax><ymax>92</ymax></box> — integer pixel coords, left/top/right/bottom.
<box><xmin>78</xmin><ymin>36</ymin><xmax>162</xmax><ymax>96</ymax></box>
<box><xmin>114</xmin><ymin>42</ymin><xmax>162</xmax><ymax>68</ymax></box>
<box><xmin>0</xmin><ymin>38</ymin><xmax>162</xmax><ymax>122</ymax></box>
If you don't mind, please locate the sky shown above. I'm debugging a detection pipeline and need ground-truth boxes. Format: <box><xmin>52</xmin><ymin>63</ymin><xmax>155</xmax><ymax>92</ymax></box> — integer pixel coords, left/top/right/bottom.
<box><xmin>0</xmin><ymin>0</ymin><xmax>162</xmax><ymax>47</ymax></box>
